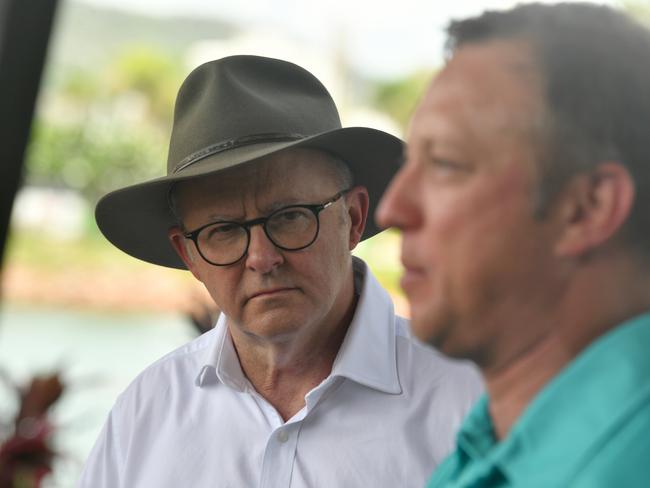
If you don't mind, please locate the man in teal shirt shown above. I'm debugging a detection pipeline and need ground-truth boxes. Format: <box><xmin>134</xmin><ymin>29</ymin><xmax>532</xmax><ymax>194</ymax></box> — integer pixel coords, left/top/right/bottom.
<box><xmin>377</xmin><ymin>3</ymin><xmax>650</xmax><ymax>487</ymax></box>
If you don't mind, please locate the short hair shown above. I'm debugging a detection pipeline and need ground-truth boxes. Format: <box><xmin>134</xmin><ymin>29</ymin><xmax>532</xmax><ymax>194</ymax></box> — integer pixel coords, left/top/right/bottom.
<box><xmin>446</xmin><ymin>3</ymin><xmax>650</xmax><ymax>254</ymax></box>
<box><xmin>320</xmin><ymin>151</ymin><xmax>354</xmax><ymax>191</ymax></box>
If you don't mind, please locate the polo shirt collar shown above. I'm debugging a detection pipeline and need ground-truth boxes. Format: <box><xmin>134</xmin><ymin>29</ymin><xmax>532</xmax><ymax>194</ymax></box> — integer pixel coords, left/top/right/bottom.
<box><xmin>195</xmin><ymin>257</ymin><xmax>402</xmax><ymax>395</ymax></box>
<box><xmin>502</xmin><ymin>312</ymin><xmax>650</xmax><ymax>484</ymax></box>
<box><xmin>455</xmin><ymin>311</ymin><xmax>650</xmax><ymax>485</ymax></box>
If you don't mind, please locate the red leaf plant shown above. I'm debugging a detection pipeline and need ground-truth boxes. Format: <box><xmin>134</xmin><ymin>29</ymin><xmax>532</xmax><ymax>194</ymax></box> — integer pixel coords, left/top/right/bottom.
<box><xmin>0</xmin><ymin>373</ymin><xmax>63</xmax><ymax>488</ymax></box>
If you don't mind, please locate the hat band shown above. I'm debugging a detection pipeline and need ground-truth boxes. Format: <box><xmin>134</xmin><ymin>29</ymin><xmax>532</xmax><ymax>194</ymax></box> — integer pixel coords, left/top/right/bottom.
<box><xmin>172</xmin><ymin>132</ymin><xmax>305</xmax><ymax>175</ymax></box>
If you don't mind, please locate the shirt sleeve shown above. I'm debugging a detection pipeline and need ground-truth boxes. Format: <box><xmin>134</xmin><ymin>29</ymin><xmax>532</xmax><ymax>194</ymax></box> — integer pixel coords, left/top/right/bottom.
<box><xmin>77</xmin><ymin>405</ymin><xmax>125</xmax><ymax>488</ymax></box>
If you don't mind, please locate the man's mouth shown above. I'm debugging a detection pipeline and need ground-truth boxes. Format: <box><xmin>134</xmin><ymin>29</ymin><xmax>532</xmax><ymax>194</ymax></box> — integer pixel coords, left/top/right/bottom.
<box><xmin>248</xmin><ymin>287</ymin><xmax>297</xmax><ymax>300</ymax></box>
<box><xmin>400</xmin><ymin>260</ymin><xmax>427</xmax><ymax>293</ymax></box>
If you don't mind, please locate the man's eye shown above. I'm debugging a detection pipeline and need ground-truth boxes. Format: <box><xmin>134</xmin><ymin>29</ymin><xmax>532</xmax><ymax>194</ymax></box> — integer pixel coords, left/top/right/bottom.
<box><xmin>214</xmin><ymin>223</ymin><xmax>238</xmax><ymax>233</ymax></box>
<box><xmin>425</xmin><ymin>156</ymin><xmax>474</xmax><ymax>177</ymax></box>
<box><xmin>430</xmin><ymin>157</ymin><xmax>466</xmax><ymax>170</ymax></box>
<box><xmin>205</xmin><ymin>223</ymin><xmax>240</xmax><ymax>240</ymax></box>
<box><xmin>277</xmin><ymin>209</ymin><xmax>309</xmax><ymax>221</ymax></box>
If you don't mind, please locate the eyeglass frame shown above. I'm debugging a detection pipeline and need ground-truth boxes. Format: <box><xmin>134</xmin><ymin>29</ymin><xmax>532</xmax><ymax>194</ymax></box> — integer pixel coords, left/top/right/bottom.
<box><xmin>182</xmin><ymin>188</ymin><xmax>351</xmax><ymax>266</ymax></box>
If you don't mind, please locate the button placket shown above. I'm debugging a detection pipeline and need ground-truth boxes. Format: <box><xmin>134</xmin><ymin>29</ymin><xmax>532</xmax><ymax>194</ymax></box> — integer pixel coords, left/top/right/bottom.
<box><xmin>259</xmin><ymin>423</ymin><xmax>301</xmax><ymax>488</ymax></box>
<box><xmin>277</xmin><ymin>429</ymin><xmax>290</xmax><ymax>443</ymax></box>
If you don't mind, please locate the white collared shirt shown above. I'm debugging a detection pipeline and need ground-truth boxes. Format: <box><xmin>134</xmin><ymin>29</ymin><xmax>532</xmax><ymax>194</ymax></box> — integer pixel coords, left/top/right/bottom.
<box><xmin>78</xmin><ymin>260</ymin><xmax>482</xmax><ymax>487</ymax></box>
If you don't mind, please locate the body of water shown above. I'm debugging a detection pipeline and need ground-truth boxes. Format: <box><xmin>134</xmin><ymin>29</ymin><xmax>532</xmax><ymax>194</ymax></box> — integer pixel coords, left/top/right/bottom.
<box><xmin>0</xmin><ymin>304</ymin><xmax>197</xmax><ymax>487</ymax></box>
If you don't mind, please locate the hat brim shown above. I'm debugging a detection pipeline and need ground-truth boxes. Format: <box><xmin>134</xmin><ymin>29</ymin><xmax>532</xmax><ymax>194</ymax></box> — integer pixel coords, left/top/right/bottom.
<box><xmin>95</xmin><ymin>127</ymin><xmax>403</xmax><ymax>269</ymax></box>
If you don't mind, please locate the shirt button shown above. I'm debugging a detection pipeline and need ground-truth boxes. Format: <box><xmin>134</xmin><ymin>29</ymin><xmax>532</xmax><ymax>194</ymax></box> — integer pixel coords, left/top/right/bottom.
<box><xmin>277</xmin><ymin>430</ymin><xmax>289</xmax><ymax>443</ymax></box>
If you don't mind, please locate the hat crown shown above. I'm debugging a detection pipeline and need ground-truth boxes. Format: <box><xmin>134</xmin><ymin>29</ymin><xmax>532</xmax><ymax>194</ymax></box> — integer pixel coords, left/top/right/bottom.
<box><xmin>167</xmin><ymin>55</ymin><xmax>342</xmax><ymax>174</ymax></box>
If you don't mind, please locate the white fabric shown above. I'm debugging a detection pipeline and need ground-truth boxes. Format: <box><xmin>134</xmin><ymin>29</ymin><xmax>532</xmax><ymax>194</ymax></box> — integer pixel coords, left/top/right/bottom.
<box><xmin>78</xmin><ymin>261</ymin><xmax>482</xmax><ymax>487</ymax></box>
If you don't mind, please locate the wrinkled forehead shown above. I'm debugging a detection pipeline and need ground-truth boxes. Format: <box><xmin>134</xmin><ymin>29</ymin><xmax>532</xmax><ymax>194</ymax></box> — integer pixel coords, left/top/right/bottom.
<box><xmin>174</xmin><ymin>148</ymin><xmax>343</xmax><ymax>211</ymax></box>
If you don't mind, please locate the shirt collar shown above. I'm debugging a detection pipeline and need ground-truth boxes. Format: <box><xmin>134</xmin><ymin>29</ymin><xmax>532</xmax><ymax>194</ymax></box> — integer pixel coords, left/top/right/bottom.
<box><xmin>329</xmin><ymin>257</ymin><xmax>402</xmax><ymax>394</ymax></box>
<box><xmin>195</xmin><ymin>313</ymin><xmax>249</xmax><ymax>391</ymax></box>
<box><xmin>455</xmin><ymin>311</ymin><xmax>650</xmax><ymax>485</ymax></box>
<box><xmin>455</xmin><ymin>396</ymin><xmax>495</xmax><ymax>461</ymax></box>
<box><xmin>195</xmin><ymin>257</ymin><xmax>402</xmax><ymax>395</ymax></box>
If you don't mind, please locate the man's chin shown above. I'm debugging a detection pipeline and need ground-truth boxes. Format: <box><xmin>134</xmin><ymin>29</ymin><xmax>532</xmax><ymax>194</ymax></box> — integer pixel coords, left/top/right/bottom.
<box><xmin>238</xmin><ymin>312</ymin><xmax>304</xmax><ymax>342</ymax></box>
<box><xmin>409</xmin><ymin>307</ymin><xmax>461</xmax><ymax>356</ymax></box>
<box><xmin>408</xmin><ymin>306</ymin><xmax>439</xmax><ymax>343</ymax></box>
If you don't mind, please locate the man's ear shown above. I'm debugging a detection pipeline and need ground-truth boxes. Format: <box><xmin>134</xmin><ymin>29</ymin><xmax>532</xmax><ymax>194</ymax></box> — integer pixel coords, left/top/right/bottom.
<box><xmin>346</xmin><ymin>186</ymin><xmax>369</xmax><ymax>251</ymax></box>
<box><xmin>554</xmin><ymin>162</ymin><xmax>635</xmax><ymax>257</ymax></box>
<box><xmin>168</xmin><ymin>227</ymin><xmax>202</xmax><ymax>280</ymax></box>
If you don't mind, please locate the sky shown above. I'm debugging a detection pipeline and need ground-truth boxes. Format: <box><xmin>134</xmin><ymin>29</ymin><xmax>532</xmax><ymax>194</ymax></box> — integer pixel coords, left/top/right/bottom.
<box><xmin>77</xmin><ymin>0</ymin><xmax>620</xmax><ymax>79</ymax></box>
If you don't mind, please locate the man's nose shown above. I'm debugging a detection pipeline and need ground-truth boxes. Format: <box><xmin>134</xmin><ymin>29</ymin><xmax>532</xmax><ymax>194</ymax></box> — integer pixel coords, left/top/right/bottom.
<box><xmin>244</xmin><ymin>225</ymin><xmax>284</xmax><ymax>273</ymax></box>
<box><xmin>375</xmin><ymin>162</ymin><xmax>422</xmax><ymax>231</ymax></box>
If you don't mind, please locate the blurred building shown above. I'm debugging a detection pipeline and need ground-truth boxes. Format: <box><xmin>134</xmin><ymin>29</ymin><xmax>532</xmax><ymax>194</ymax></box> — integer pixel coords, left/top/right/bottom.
<box><xmin>11</xmin><ymin>186</ymin><xmax>89</xmax><ymax>241</ymax></box>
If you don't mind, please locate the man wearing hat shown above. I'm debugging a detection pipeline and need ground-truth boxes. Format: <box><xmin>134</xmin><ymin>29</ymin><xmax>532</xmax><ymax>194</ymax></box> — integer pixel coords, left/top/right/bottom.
<box><xmin>78</xmin><ymin>56</ymin><xmax>481</xmax><ymax>487</ymax></box>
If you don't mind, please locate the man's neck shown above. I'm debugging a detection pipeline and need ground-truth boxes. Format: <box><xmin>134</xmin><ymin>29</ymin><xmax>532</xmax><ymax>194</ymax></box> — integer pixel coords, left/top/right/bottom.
<box><xmin>230</xmin><ymin>271</ymin><xmax>359</xmax><ymax>421</ymax></box>
<box><xmin>486</xmin><ymin>332</ymin><xmax>573</xmax><ymax>440</ymax></box>
<box><xmin>485</xmin><ymin>254</ymin><xmax>650</xmax><ymax>440</ymax></box>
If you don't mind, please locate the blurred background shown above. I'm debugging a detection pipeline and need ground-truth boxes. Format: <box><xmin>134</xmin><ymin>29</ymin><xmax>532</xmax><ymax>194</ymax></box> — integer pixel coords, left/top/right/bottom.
<box><xmin>0</xmin><ymin>0</ymin><xmax>646</xmax><ymax>485</ymax></box>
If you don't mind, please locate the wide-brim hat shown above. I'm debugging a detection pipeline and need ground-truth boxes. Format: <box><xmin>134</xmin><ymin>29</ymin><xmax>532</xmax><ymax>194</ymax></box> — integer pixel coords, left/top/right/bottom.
<box><xmin>95</xmin><ymin>55</ymin><xmax>404</xmax><ymax>269</ymax></box>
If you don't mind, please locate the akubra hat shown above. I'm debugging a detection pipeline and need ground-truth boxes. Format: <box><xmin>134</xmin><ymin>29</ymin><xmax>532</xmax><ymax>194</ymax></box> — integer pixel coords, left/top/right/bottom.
<box><xmin>95</xmin><ymin>55</ymin><xmax>403</xmax><ymax>269</ymax></box>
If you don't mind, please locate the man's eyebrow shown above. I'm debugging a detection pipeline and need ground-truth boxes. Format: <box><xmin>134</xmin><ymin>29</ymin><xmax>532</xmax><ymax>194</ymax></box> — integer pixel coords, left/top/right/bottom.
<box><xmin>203</xmin><ymin>212</ymin><xmax>240</xmax><ymax>222</ymax></box>
<box><xmin>265</xmin><ymin>197</ymin><xmax>306</xmax><ymax>211</ymax></box>
<box><xmin>202</xmin><ymin>197</ymin><xmax>308</xmax><ymax>222</ymax></box>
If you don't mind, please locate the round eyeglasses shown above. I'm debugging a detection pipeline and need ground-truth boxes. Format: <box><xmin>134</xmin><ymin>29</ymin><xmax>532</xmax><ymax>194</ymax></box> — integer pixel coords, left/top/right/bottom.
<box><xmin>183</xmin><ymin>189</ymin><xmax>350</xmax><ymax>266</ymax></box>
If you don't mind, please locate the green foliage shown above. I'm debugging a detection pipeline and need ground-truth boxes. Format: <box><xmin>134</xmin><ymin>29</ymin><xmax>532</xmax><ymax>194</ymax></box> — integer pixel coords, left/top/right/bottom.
<box><xmin>621</xmin><ymin>1</ymin><xmax>650</xmax><ymax>26</ymax></box>
<box><xmin>60</xmin><ymin>68</ymin><xmax>102</xmax><ymax>102</ymax></box>
<box><xmin>372</xmin><ymin>71</ymin><xmax>433</xmax><ymax>132</ymax></box>
<box><xmin>109</xmin><ymin>46</ymin><xmax>184</xmax><ymax>124</ymax></box>
<box><xmin>25</xmin><ymin>119</ymin><xmax>167</xmax><ymax>202</ymax></box>
<box><xmin>24</xmin><ymin>44</ymin><xmax>183</xmax><ymax>204</ymax></box>
<box><xmin>6</xmin><ymin>228</ymin><xmax>142</xmax><ymax>271</ymax></box>
<box><xmin>353</xmin><ymin>230</ymin><xmax>403</xmax><ymax>297</ymax></box>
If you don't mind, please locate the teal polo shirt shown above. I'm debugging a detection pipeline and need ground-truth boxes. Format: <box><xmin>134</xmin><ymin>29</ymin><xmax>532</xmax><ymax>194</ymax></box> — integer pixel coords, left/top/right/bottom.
<box><xmin>427</xmin><ymin>312</ymin><xmax>650</xmax><ymax>488</ymax></box>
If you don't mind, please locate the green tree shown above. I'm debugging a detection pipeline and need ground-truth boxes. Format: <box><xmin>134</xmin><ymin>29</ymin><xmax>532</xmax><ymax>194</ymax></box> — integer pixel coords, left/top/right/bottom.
<box><xmin>60</xmin><ymin>68</ymin><xmax>103</xmax><ymax>103</ymax></box>
<box><xmin>25</xmin><ymin>119</ymin><xmax>167</xmax><ymax>202</ymax></box>
<box><xmin>372</xmin><ymin>70</ymin><xmax>433</xmax><ymax>132</ymax></box>
<box><xmin>621</xmin><ymin>1</ymin><xmax>650</xmax><ymax>25</ymax></box>
<box><xmin>24</xmin><ymin>45</ymin><xmax>183</xmax><ymax>205</ymax></box>
<box><xmin>109</xmin><ymin>46</ymin><xmax>184</xmax><ymax>126</ymax></box>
